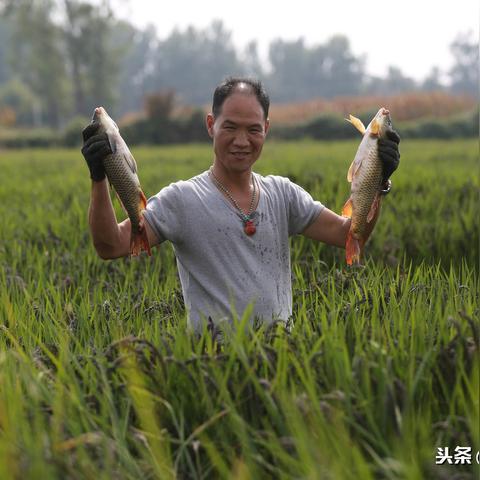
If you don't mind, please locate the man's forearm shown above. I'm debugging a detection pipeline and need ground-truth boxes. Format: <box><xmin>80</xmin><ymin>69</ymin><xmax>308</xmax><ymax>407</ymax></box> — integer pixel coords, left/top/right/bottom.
<box><xmin>88</xmin><ymin>180</ymin><xmax>122</xmax><ymax>256</ymax></box>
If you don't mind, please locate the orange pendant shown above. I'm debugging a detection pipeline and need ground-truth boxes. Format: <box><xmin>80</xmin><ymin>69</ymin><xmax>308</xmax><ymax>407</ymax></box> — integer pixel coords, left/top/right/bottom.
<box><xmin>244</xmin><ymin>220</ymin><xmax>256</xmax><ymax>236</ymax></box>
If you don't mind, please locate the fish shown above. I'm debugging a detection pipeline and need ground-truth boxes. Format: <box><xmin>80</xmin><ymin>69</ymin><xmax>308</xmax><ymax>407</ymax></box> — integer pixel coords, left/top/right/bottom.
<box><xmin>90</xmin><ymin>106</ymin><xmax>151</xmax><ymax>256</ymax></box>
<box><xmin>341</xmin><ymin>107</ymin><xmax>394</xmax><ymax>265</ymax></box>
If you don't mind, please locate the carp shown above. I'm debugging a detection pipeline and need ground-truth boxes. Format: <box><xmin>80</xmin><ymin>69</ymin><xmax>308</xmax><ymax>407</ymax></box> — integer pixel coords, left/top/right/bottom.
<box><xmin>90</xmin><ymin>106</ymin><xmax>151</xmax><ymax>256</ymax></box>
<box><xmin>342</xmin><ymin>107</ymin><xmax>394</xmax><ymax>265</ymax></box>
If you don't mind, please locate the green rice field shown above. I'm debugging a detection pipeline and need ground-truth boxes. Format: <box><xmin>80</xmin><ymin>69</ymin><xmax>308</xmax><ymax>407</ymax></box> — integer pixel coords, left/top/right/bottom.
<box><xmin>0</xmin><ymin>139</ymin><xmax>478</xmax><ymax>479</ymax></box>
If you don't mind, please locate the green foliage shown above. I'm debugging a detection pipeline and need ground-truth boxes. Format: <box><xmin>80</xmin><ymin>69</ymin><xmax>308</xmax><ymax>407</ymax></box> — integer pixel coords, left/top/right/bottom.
<box><xmin>271</xmin><ymin>110</ymin><xmax>479</xmax><ymax>141</ymax></box>
<box><xmin>121</xmin><ymin>109</ymin><xmax>209</xmax><ymax>145</ymax></box>
<box><xmin>61</xmin><ymin>115</ymin><xmax>90</xmax><ymax>147</ymax></box>
<box><xmin>399</xmin><ymin>109</ymin><xmax>479</xmax><ymax>139</ymax></box>
<box><xmin>0</xmin><ymin>140</ymin><xmax>478</xmax><ymax>478</ymax></box>
<box><xmin>0</xmin><ymin>78</ymin><xmax>41</xmax><ymax>125</ymax></box>
<box><xmin>0</xmin><ymin>127</ymin><xmax>56</xmax><ymax>147</ymax></box>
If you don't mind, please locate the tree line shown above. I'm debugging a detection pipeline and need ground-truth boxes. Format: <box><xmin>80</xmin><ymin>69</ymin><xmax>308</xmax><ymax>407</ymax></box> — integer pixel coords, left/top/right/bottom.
<box><xmin>0</xmin><ymin>0</ymin><xmax>477</xmax><ymax>128</ymax></box>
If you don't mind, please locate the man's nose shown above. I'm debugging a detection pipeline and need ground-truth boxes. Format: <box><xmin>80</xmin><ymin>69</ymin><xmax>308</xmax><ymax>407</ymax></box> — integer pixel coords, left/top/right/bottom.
<box><xmin>232</xmin><ymin>129</ymin><xmax>249</xmax><ymax>147</ymax></box>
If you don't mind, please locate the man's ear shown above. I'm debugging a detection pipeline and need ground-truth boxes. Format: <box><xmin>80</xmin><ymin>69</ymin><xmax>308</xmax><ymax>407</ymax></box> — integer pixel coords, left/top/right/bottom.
<box><xmin>206</xmin><ymin>113</ymin><xmax>215</xmax><ymax>138</ymax></box>
<box><xmin>264</xmin><ymin>118</ymin><xmax>270</xmax><ymax>136</ymax></box>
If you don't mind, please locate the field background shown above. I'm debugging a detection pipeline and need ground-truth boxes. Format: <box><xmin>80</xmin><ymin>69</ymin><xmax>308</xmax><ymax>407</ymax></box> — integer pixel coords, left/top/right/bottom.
<box><xmin>0</xmin><ymin>139</ymin><xmax>478</xmax><ymax>479</ymax></box>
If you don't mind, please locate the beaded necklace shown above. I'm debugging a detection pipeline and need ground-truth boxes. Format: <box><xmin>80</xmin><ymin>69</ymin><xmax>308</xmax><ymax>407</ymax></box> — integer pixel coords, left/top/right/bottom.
<box><xmin>209</xmin><ymin>167</ymin><xmax>257</xmax><ymax>235</ymax></box>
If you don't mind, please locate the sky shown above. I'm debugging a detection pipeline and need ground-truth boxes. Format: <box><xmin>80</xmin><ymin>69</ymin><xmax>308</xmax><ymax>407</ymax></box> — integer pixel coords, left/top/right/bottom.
<box><xmin>113</xmin><ymin>0</ymin><xmax>478</xmax><ymax>82</ymax></box>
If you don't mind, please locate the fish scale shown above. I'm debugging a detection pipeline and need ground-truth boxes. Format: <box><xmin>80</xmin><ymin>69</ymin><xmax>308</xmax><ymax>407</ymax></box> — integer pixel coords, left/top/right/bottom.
<box><xmin>350</xmin><ymin>147</ymin><xmax>383</xmax><ymax>236</ymax></box>
<box><xmin>103</xmin><ymin>153</ymin><xmax>143</xmax><ymax>233</ymax></box>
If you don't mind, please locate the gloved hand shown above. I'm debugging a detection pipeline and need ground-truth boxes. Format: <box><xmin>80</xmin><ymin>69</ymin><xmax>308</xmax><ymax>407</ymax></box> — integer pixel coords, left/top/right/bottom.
<box><xmin>378</xmin><ymin>129</ymin><xmax>400</xmax><ymax>194</ymax></box>
<box><xmin>81</xmin><ymin>123</ymin><xmax>111</xmax><ymax>182</ymax></box>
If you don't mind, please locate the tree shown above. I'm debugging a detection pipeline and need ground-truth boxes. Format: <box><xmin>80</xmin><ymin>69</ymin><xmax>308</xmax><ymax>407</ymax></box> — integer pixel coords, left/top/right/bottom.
<box><xmin>449</xmin><ymin>31</ymin><xmax>479</xmax><ymax>97</ymax></box>
<box><xmin>241</xmin><ymin>41</ymin><xmax>264</xmax><ymax>78</ymax></box>
<box><xmin>267</xmin><ymin>35</ymin><xmax>365</xmax><ymax>101</ymax></box>
<box><xmin>421</xmin><ymin>67</ymin><xmax>445</xmax><ymax>92</ymax></box>
<box><xmin>365</xmin><ymin>66</ymin><xmax>417</xmax><ymax>95</ymax></box>
<box><xmin>0</xmin><ymin>78</ymin><xmax>41</xmax><ymax>125</ymax></box>
<box><xmin>113</xmin><ymin>21</ymin><xmax>158</xmax><ymax>116</ymax></box>
<box><xmin>0</xmin><ymin>0</ymin><xmax>121</xmax><ymax>125</ymax></box>
<box><xmin>62</xmin><ymin>0</ymin><xmax>119</xmax><ymax>116</ymax></box>
<box><xmin>0</xmin><ymin>17</ymin><xmax>11</xmax><ymax>85</ymax></box>
<box><xmin>147</xmin><ymin>21</ymin><xmax>243</xmax><ymax>105</ymax></box>
<box><xmin>4</xmin><ymin>0</ymin><xmax>68</xmax><ymax>126</ymax></box>
<box><xmin>268</xmin><ymin>38</ymin><xmax>311</xmax><ymax>101</ymax></box>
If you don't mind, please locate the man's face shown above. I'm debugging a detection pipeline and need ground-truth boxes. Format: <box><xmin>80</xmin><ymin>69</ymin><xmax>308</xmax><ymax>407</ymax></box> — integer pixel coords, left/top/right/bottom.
<box><xmin>206</xmin><ymin>91</ymin><xmax>269</xmax><ymax>174</ymax></box>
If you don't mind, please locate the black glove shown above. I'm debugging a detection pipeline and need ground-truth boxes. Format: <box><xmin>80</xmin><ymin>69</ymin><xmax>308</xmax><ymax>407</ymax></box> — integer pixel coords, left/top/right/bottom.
<box><xmin>81</xmin><ymin>123</ymin><xmax>111</xmax><ymax>182</ymax></box>
<box><xmin>378</xmin><ymin>129</ymin><xmax>400</xmax><ymax>185</ymax></box>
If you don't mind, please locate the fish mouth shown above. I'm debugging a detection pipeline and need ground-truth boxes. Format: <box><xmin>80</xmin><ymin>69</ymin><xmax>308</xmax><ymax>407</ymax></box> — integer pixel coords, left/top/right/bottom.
<box><xmin>381</xmin><ymin>108</ymin><xmax>390</xmax><ymax>116</ymax></box>
<box><xmin>92</xmin><ymin>106</ymin><xmax>105</xmax><ymax>121</ymax></box>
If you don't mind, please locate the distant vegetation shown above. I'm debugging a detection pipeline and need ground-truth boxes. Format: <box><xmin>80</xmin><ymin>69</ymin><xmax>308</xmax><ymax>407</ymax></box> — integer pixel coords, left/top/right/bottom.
<box><xmin>0</xmin><ymin>91</ymin><xmax>477</xmax><ymax>148</ymax></box>
<box><xmin>0</xmin><ymin>0</ymin><xmax>478</xmax><ymax>135</ymax></box>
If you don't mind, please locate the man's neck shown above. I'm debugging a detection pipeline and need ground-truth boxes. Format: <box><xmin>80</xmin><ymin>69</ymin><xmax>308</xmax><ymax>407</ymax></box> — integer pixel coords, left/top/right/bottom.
<box><xmin>211</xmin><ymin>161</ymin><xmax>253</xmax><ymax>193</ymax></box>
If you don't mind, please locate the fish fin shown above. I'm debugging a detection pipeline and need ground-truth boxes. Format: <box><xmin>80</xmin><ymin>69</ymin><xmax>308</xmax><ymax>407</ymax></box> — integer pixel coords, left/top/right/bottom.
<box><xmin>130</xmin><ymin>223</ymin><xmax>151</xmax><ymax>257</ymax></box>
<box><xmin>347</xmin><ymin>153</ymin><xmax>363</xmax><ymax>182</ymax></box>
<box><xmin>106</xmin><ymin>130</ymin><xmax>138</xmax><ymax>175</ymax></box>
<box><xmin>346</xmin><ymin>115</ymin><xmax>366</xmax><ymax>135</ymax></box>
<box><xmin>342</xmin><ymin>197</ymin><xmax>353</xmax><ymax>218</ymax></box>
<box><xmin>367</xmin><ymin>192</ymin><xmax>381</xmax><ymax>223</ymax></box>
<box><xmin>347</xmin><ymin>158</ymin><xmax>362</xmax><ymax>183</ymax></box>
<box><xmin>122</xmin><ymin>151</ymin><xmax>138</xmax><ymax>175</ymax></box>
<box><xmin>105</xmin><ymin>131</ymin><xmax>118</xmax><ymax>154</ymax></box>
<box><xmin>345</xmin><ymin>231</ymin><xmax>362</xmax><ymax>265</ymax></box>
<box><xmin>139</xmin><ymin>189</ymin><xmax>147</xmax><ymax>210</ymax></box>
<box><xmin>370</xmin><ymin>119</ymin><xmax>380</xmax><ymax>136</ymax></box>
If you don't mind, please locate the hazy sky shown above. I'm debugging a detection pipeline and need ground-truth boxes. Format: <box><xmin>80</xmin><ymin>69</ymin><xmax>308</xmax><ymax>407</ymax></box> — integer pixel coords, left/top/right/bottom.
<box><xmin>114</xmin><ymin>0</ymin><xmax>478</xmax><ymax>81</ymax></box>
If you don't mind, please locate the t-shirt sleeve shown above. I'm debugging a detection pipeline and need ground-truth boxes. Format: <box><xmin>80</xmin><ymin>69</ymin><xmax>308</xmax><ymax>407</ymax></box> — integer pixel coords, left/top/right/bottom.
<box><xmin>143</xmin><ymin>182</ymin><xmax>185</xmax><ymax>244</ymax></box>
<box><xmin>283</xmin><ymin>177</ymin><xmax>324</xmax><ymax>236</ymax></box>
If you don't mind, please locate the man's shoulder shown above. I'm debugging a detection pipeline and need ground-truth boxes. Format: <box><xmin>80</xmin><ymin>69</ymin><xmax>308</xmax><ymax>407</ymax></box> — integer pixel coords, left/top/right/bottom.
<box><xmin>256</xmin><ymin>173</ymin><xmax>294</xmax><ymax>193</ymax></box>
<box><xmin>161</xmin><ymin>171</ymin><xmax>209</xmax><ymax>194</ymax></box>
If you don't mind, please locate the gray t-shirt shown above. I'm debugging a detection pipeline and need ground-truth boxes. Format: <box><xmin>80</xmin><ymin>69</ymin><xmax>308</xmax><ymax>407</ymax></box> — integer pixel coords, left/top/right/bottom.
<box><xmin>143</xmin><ymin>170</ymin><xmax>324</xmax><ymax>332</ymax></box>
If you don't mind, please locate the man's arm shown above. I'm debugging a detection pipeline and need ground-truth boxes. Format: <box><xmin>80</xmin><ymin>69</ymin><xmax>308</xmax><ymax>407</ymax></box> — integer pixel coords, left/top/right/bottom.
<box><xmin>302</xmin><ymin>204</ymin><xmax>381</xmax><ymax>248</ymax></box>
<box><xmin>88</xmin><ymin>179</ymin><xmax>158</xmax><ymax>259</ymax></box>
<box><xmin>303</xmin><ymin>128</ymin><xmax>400</xmax><ymax>247</ymax></box>
<box><xmin>82</xmin><ymin>123</ymin><xmax>158</xmax><ymax>259</ymax></box>
<box><xmin>302</xmin><ymin>207</ymin><xmax>350</xmax><ymax>247</ymax></box>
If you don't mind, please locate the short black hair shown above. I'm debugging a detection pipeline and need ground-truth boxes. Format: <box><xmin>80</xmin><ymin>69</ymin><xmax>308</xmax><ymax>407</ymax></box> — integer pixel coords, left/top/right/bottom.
<box><xmin>212</xmin><ymin>77</ymin><xmax>270</xmax><ymax>119</ymax></box>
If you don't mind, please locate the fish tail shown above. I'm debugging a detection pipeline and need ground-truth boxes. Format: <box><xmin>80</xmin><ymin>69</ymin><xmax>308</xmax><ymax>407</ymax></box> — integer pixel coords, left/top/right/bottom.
<box><xmin>130</xmin><ymin>190</ymin><xmax>151</xmax><ymax>256</ymax></box>
<box><xmin>130</xmin><ymin>226</ymin><xmax>151</xmax><ymax>257</ymax></box>
<box><xmin>346</xmin><ymin>231</ymin><xmax>362</xmax><ymax>265</ymax></box>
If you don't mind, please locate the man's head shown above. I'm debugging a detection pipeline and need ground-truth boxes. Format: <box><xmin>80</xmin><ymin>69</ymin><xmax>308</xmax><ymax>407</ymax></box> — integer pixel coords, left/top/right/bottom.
<box><xmin>212</xmin><ymin>77</ymin><xmax>270</xmax><ymax>120</ymax></box>
<box><xmin>207</xmin><ymin>77</ymin><xmax>270</xmax><ymax>174</ymax></box>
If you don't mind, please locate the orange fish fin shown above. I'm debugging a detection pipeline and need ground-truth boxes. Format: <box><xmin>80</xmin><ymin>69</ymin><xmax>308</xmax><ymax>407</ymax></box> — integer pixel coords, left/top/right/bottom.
<box><xmin>139</xmin><ymin>189</ymin><xmax>147</xmax><ymax>210</ymax></box>
<box><xmin>366</xmin><ymin>193</ymin><xmax>381</xmax><ymax>223</ymax></box>
<box><xmin>342</xmin><ymin>197</ymin><xmax>353</xmax><ymax>218</ymax></box>
<box><xmin>346</xmin><ymin>232</ymin><xmax>362</xmax><ymax>265</ymax></box>
<box><xmin>346</xmin><ymin>114</ymin><xmax>366</xmax><ymax>135</ymax></box>
<box><xmin>369</xmin><ymin>119</ymin><xmax>380</xmax><ymax>136</ymax></box>
<box><xmin>130</xmin><ymin>226</ymin><xmax>151</xmax><ymax>257</ymax></box>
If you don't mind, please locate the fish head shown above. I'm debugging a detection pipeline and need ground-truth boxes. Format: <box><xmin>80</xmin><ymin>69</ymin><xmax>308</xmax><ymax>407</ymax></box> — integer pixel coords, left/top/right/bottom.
<box><xmin>91</xmin><ymin>106</ymin><xmax>119</xmax><ymax>133</ymax></box>
<box><xmin>368</xmin><ymin>107</ymin><xmax>394</xmax><ymax>137</ymax></box>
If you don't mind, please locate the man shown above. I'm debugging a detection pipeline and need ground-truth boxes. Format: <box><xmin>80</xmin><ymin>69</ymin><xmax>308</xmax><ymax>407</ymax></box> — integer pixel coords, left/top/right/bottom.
<box><xmin>82</xmin><ymin>77</ymin><xmax>400</xmax><ymax>333</ymax></box>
